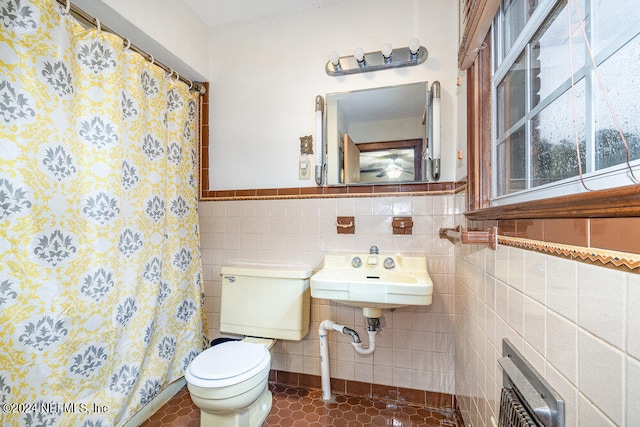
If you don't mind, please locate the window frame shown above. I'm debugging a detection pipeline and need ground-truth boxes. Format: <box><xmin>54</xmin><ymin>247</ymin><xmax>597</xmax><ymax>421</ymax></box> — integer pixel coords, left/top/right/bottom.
<box><xmin>466</xmin><ymin>0</ymin><xmax>640</xmax><ymax>220</ymax></box>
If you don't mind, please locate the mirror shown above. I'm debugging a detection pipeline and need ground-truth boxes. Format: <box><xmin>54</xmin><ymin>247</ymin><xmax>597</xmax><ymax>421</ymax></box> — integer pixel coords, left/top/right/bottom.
<box><xmin>325</xmin><ymin>82</ymin><xmax>428</xmax><ymax>185</ymax></box>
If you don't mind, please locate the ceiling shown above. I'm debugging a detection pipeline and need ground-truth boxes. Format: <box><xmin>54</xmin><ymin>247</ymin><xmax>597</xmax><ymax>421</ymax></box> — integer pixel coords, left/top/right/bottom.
<box><xmin>182</xmin><ymin>0</ymin><xmax>353</xmax><ymax>28</ymax></box>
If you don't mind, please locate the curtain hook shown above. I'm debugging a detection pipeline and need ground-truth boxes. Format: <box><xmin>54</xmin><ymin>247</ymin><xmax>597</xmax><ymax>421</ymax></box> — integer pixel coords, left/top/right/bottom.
<box><xmin>166</xmin><ymin>67</ymin><xmax>174</xmax><ymax>78</ymax></box>
<box><xmin>187</xmin><ymin>79</ymin><xmax>194</xmax><ymax>90</ymax></box>
<box><xmin>148</xmin><ymin>54</ymin><xmax>154</xmax><ymax>66</ymax></box>
<box><xmin>175</xmin><ymin>71</ymin><xmax>180</xmax><ymax>81</ymax></box>
<box><xmin>123</xmin><ymin>37</ymin><xmax>131</xmax><ymax>51</ymax></box>
<box><xmin>65</xmin><ymin>0</ymin><xmax>71</xmax><ymax>13</ymax></box>
<box><xmin>95</xmin><ymin>18</ymin><xmax>101</xmax><ymax>33</ymax></box>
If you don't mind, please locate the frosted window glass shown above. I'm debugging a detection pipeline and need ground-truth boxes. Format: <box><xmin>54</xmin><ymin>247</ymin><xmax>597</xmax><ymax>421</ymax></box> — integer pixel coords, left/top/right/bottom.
<box><xmin>497</xmin><ymin>52</ymin><xmax>527</xmax><ymax>136</ymax></box>
<box><xmin>531</xmin><ymin>80</ymin><xmax>586</xmax><ymax>187</ymax></box>
<box><xmin>530</xmin><ymin>1</ymin><xmax>585</xmax><ymax>108</ymax></box>
<box><xmin>592</xmin><ymin>0</ymin><xmax>640</xmax><ymax>55</ymax></box>
<box><xmin>594</xmin><ymin>34</ymin><xmax>640</xmax><ymax>170</ymax></box>
<box><xmin>496</xmin><ymin>125</ymin><xmax>527</xmax><ymax>196</ymax></box>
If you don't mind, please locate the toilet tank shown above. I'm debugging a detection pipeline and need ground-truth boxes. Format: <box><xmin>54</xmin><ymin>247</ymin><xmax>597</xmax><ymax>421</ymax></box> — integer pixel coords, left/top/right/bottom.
<box><xmin>220</xmin><ymin>266</ymin><xmax>312</xmax><ymax>340</ymax></box>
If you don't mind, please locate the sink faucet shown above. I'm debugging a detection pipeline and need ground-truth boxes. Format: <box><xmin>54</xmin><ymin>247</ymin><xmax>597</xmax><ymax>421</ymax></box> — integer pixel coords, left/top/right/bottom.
<box><xmin>369</xmin><ymin>245</ymin><xmax>379</xmax><ymax>254</ymax></box>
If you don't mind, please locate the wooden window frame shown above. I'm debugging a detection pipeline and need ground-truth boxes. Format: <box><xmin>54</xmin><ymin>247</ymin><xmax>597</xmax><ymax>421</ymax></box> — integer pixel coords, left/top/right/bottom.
<box><xmin>465</xmin><ymin>15</ymin><xmax>640</xmax><ymax>222</ymax></box>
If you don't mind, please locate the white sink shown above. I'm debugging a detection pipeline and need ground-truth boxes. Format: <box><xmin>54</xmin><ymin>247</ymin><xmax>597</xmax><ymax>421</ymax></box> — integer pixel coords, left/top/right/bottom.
<box><xmin>310</xmin><ymin>252</ymin><xmax>433</xmax><ymax>318</ymax></box>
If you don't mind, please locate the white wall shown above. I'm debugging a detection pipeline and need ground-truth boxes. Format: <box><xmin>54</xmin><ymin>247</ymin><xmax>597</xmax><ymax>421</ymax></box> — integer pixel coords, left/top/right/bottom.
<box><xmin>208</xmin><ymin>0</ymin><xmax>459</xmax><ymax>190</ymax></box>
<box><xmin>73</xmin><ymin>0</ymin><xmax>210</xmax><ymax>81</ymax></box>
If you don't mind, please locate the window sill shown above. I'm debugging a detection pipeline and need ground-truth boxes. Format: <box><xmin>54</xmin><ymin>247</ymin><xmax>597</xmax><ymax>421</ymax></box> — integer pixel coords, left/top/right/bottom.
<box><xmin>465</xmin><ymin>183</ymin><xmax>640</xmax><ymax>220</ymax></box>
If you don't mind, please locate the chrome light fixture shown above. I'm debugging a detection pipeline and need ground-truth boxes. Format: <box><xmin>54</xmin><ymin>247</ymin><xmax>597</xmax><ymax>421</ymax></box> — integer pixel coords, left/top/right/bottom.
<box><xmin>326</xmin><ymin>39</ymin><xmax>427</xmax><ymax>76</ymax></box>
<box><xmin>315</xmin><ymin>95</ymin><xmax>325</xmax><ymax>185</ymax></box>
<box><xmin>429</xmin><ymin>81</ymin><xmax>441</xmax><ymax>181</ymax></box>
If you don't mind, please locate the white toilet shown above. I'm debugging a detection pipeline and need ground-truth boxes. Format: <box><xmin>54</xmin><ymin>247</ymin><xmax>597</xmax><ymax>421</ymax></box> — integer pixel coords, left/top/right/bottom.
<box><xmin>185</xmin><ymin>266</ymin><xmax>312</xmax><ymax>427</ymax></box>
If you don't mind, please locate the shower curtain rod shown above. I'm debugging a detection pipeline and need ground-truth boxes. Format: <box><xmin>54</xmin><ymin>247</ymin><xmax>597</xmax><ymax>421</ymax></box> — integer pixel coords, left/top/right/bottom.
<box><xmin>55</xmin><ymin>0</ymin><xmax>207</xmax><ymax>95</ymax></box>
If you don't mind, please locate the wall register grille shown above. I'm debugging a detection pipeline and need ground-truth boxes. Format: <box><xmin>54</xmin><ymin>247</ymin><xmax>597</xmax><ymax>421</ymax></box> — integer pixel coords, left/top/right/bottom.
<box><xmin>498</xmin><ymin>387</ymin><xmax>539</xmax><ymax>427</ymax></box>
<box><xmin>497</xmin><ymin>339</ymin><xmax>564</xmax><ymax>427</ymax></box>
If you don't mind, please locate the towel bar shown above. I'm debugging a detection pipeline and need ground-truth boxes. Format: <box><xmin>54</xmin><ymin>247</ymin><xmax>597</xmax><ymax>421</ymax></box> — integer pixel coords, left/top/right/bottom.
<box><xmin>438</xmin><ymin>225</ymin><xmax>498</xmax><ymax>250</ymax></box>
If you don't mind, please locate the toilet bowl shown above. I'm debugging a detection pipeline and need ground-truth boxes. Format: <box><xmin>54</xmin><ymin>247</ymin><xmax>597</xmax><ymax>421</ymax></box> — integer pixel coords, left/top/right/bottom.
<box><xmin>185</xmin><ymin>340</ymin><xmax>273</xmax><ymax>426</ymax></box>
<box><xmin>185</xmin><ymin>265</ymin><xmax>312</xmax><ymax>427</ymax></box>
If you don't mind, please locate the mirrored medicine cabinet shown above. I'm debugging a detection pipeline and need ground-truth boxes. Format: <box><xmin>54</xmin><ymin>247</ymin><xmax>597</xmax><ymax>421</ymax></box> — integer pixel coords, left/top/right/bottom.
<box><xmin>324</xmin><ymin>81</ymin><xmax>431</xmax><ymax>185</ymax></box>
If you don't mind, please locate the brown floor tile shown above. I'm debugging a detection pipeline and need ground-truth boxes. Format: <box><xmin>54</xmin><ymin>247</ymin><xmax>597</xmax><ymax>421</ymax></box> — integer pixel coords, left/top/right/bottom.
<box><xmin>141</xmin><ymin>383</ymin><xmax>464</xmax><ymax>427</ymax></box>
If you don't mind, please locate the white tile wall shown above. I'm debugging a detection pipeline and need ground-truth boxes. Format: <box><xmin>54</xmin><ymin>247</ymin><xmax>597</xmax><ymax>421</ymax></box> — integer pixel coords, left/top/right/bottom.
<box><xmin>578</xmin><ymin>264</ymin><xmax>626</xmax><ymax>349</ymax></box>
<box><xmin>628</xmin><ymin>274</ymin><xmax>640</xmax><ymax>360</ymax></box>
<box><xmin>454</xmin><ymin>199</ymin><xmax>640</xmax><ymax>425</ymax></box>
<box><xmin>578</xmin><ymin>330</ymin><xmax>623</xmax><ymax>425</ymax></box>
<box><xmin>201</xmin><ymin>192</ymin><xmax>640</xmax><ymax>423</ymax></box>
<box><xmin>198</xmin><ymin>194</ymin><xmax>456</xmax><ymax>394</ymax></box>
<box><xmin>627</xmin><ymin>356</ymin><xmax>640</xmax><ymax>425</ymax></box>
<box><xmin>546</xmin><ymin>256</ymin><xmax>577</xmax><ymax>322</ymax></box>
<box><xmin>546</xmin><ymin>310</ymin><xmax>578</xmax><ymax>384</ymax></box>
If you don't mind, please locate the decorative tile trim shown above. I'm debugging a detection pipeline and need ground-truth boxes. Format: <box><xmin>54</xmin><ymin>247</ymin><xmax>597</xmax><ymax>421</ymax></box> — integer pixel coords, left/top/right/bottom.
<box><xmin>499</xmin><ymin>235</ymin><xmax>640</xmax><ymax>271</ymax></box>
<box><xmin>200</xmin><ymin>182</ymin><xmax>466</xmax><ymax>201</ymax></box>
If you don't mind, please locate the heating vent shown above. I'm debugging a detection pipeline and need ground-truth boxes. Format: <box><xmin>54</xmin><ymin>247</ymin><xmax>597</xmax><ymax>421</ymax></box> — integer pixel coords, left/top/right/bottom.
<box><xmin>498</xmin><ymin>339</ymin><xmax>564</xmax><ymax>427</ymax></box>
<box><xmin>498</xmin><ymin>387</ymin><xmax>538</xmax><ymax>427</ymax></box>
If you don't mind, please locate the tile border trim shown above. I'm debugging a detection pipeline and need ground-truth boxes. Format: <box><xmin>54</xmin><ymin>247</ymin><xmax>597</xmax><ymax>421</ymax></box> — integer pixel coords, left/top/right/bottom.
<box><xmin>200</xmin><ymin>182</ymin><xmax>466</xmax><ymax>201</ymax></box>
<box><xmin>203</xmin><ymin>189</ymin><xmax>457</xmax><ymax>201</ymax></box>
<box><xmin>499</xmin><ymin>235</ymin><xmax>640</xmax><ymax>271</ymax></box>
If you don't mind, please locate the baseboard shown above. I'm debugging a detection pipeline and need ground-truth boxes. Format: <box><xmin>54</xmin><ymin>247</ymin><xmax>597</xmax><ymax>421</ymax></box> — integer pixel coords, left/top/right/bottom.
<box><xmin>269</xmin><ymin>369</ymin><xmax>456</xmax><ymax>410</ymax></box>
<box><xmin>122</xmin><ymin>377</ymin><xmax>186</xmax><ymax>427</ymax></box>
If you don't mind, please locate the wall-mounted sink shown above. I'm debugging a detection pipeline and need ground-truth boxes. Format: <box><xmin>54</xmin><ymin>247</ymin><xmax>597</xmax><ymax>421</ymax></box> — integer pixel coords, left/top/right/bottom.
<box><xmin>310</xmin><ymin>251</ymin><xmax>433</xmax><ymax>318</ymax></box>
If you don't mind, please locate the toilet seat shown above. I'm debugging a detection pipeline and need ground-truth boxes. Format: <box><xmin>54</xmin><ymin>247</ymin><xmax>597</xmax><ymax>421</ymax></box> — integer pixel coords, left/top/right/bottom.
<box><xmin>186</xmin><ymin>341</ymin><xmax>270</xmax><ymax>388</ymax></box>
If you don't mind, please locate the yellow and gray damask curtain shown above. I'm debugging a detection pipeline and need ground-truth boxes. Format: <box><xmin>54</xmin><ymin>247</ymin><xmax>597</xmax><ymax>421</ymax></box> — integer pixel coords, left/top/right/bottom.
<box><xmin>0</xmin><ymin>0</ymin><xmax>204</xmax><ymax>425</ymax></box>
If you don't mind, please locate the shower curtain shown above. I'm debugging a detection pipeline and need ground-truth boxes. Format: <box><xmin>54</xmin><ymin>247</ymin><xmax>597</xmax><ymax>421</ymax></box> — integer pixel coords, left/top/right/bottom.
<box><xmin>0</xmin><ymin>0</ymin><xmax>204</xmax><ymax>425</ymax></box>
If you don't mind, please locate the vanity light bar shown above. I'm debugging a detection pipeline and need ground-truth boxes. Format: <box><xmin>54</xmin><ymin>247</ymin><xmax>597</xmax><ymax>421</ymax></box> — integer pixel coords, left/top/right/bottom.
<box><xmin>326</xmin><ymin>40</ymin><xmax>428</xmax><ymax>76</ymax></box>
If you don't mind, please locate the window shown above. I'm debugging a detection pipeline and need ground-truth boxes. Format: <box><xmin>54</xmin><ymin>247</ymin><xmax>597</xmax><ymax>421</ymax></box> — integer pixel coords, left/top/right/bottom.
<box><xmin>491</xmin><ymin>0</ymin><xmax>640</xmax><ymax>206</ymax></box>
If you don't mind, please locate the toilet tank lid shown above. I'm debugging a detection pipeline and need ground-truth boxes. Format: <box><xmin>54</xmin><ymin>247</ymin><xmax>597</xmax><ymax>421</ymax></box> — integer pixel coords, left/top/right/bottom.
<box><xmin>220</xmin><ymin>265</ymin><xmax>312</xmax><ymax>279</ymax></box>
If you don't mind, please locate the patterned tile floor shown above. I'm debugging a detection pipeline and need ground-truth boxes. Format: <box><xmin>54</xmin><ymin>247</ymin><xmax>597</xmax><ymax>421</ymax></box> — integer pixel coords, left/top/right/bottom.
<box><xmin>141</xmin><ymin>383</ymin><xmax>464</xmax><ymax>426</ymax></box>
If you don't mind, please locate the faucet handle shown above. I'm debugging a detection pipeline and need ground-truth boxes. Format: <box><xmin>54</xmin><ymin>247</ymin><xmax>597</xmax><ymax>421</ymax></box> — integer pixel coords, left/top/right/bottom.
<box><xmin>369</xmin><ymin>245</ymin><xmax>379</xmax><ymax>254</ymax></box>
<box><xmin>383</xmin><ymin>257</ymin><xmax>395</xmax><ymax>269</ymax></box>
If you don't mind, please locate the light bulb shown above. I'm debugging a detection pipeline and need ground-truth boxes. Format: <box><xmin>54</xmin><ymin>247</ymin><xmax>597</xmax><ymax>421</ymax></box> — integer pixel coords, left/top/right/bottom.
<box><xmin>354</xmin><ymin>47</ymin><xmax>365</xmax><ymax>63</ymax></box>
<box><xmin>329</xmin><ymin>51</ymin><xmax>340</xmax><ymax>66</ymax></box>
<box><xmin>387</xmin><ymin>162</ymin><xmax>402</xmax><ymax>179</ymax></box>
<box><xmin>409</xmin><ymin>38</ymin><xmax>420</xmax><ymax>55</ymax></box>
<box><xmin>382</xmin><ymin>43</ymin><xmax>393</xmax><ymax>59</ymax></box>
